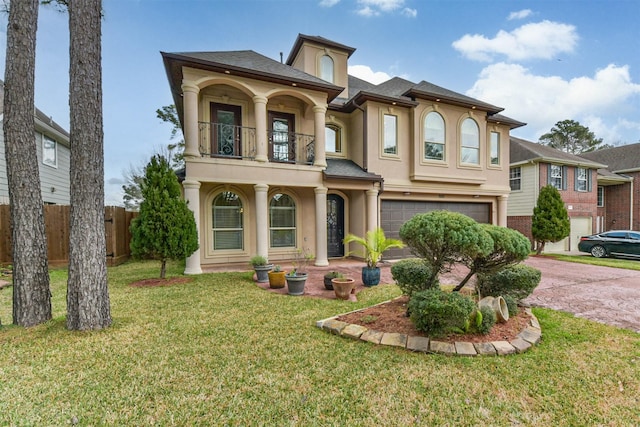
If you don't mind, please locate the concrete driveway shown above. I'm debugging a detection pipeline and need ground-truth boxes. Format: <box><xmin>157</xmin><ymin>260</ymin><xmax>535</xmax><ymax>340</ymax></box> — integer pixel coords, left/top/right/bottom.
<box><xmin>523</xmin><ymin>256</ymin><xmax>640</xmax><ymax>333</ymax></box>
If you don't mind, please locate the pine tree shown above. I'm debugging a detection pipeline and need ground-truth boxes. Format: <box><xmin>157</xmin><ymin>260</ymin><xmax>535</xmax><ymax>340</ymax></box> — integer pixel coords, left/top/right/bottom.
<box><xmin>130</xmin><ymin>155</ymin><xmax>199</xmax><ymax>278</ymax></box>
<box><xmin>532</xmin><ymin>185</ymin><xmax>570</xmax><ymax>254</ymax></box>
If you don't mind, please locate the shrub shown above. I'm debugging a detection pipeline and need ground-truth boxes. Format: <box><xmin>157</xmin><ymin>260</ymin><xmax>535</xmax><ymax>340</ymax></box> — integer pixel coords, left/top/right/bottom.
<box><xmin>408</xmin><ymin>289</ymin><xmax>476</xmax><ymax>336</ymax></box>
<box><xmin>502</xmin><ymin>294</ymin><xmax>519</xmax><ymax>317</ymax></box>
<box><xmin>391</xmin><ymin>259</ymin><xmax>435</xmax><ymax>297</ymax></box>
<box><xmin>532</xmin><ymin>185</ymin><xmax>570</xmax><ymax>254</ymax></box>
<box><xmin>474</xmin><ymin>305</ymin><xmax>496</xmax><ymax>335</ymax></box>
<box><xmin>477</xmin><ymin>264</ymin><xmax>542</xmax><ymax>301</ymax></box>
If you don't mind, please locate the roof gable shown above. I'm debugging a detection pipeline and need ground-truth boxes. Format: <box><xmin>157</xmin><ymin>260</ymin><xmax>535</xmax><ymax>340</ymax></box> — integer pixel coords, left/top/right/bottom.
<box><xmin>510</xmin><ymin>137</ymin><xmax>605</xmax><ymax>168</ymax></box>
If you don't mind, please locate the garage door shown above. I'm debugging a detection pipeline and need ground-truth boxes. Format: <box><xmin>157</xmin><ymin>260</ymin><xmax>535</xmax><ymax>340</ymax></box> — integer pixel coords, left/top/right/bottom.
<box><xmin>381</xmin><ymin>200</ymin><xmax>491</xmax><ymax>260</ymax></box>
<box><xmin>544</xmin><ymin>216</ymin><xmax>592</xmax><ymax>253</ymax></box>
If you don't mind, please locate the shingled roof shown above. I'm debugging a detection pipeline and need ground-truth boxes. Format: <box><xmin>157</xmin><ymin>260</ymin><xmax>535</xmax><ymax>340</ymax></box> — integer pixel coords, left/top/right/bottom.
<box><xmin>510</xmin><ymin>136</ymin><xmax>605</xmax><ymax>168</ymax></box>
<box><xmin>324</xmin><ymin>159</ymin><xmax>382</xmax><ymax>182</ymax></box>
<box><xmin>579</xmin><ymin>142</ymin><xmax>640</xmax><ymax>173</ymax></box>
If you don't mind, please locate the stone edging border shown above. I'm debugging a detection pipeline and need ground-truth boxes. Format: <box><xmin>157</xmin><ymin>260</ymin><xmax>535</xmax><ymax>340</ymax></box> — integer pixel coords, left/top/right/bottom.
<box><xmin>316</xmin><ymin>300</ymin><xmax>542</xmax><ymax>356</ymax></box>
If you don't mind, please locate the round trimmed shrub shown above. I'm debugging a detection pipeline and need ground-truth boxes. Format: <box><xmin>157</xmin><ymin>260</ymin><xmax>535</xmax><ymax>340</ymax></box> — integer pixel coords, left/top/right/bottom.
<box><xmin>391</xmin><ymin>258</ymin><xmax>435</xmax><ymax>297</ymax></box>
<box><xmin>477</xmin><ymin>263</ymin><xmax>541</xmax><ymax>301</ymax></box>
<box><xmin>502</xmin><ymin>294</ymin><xmax>519</xmax><ymax>317</ymax></box>
<box><xmin>408</xmin><ymin>288</ymin><xmax>476</xmax><ymax>336</ymax></box>
<box><xmin>475</xmin><ymin>305</ymin><xmax>496</xmax><ymax>335</ymax></box>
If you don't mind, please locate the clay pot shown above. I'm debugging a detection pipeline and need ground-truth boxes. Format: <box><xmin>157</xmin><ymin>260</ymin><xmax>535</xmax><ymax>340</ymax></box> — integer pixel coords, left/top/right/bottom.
<box><xmin>478</xmin><ymin>296</ymin><xmax>509</xmax><ymax>323</ymax></box>
<box><xmin>332</xmin><ymin>278</ymin><xmax>356</xmax><ymax>300</ymax></box>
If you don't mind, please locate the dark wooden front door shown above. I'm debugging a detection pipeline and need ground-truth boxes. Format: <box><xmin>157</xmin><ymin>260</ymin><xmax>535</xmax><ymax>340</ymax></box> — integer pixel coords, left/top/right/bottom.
<box><xmin>210</xmin><ymin>103</ymin><xmax>241</xmax><ymax>157</ymax></box>
<box><xmin>268</xmin><ymin>111</ymin><xmax>295</xmax><ymax>162</ymax></box>
<box><xmin>327</xmin><ymin>194</ymin><xmax>345</xmax><ymax>257</ymax></box>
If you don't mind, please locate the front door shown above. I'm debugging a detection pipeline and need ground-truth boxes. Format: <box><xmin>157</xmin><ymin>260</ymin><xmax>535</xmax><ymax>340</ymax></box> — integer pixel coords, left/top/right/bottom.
<box><xmin>327</xmin><ymin>194</ymin><xmax>344</xmax><ymax>257</ymax></box>
<box><xmin>268</xmin><ymin>111</ymin><xmax>295</xmax><ymax>162</ymax></box>
<box><xmin>210</xmin><ymin>103</ymin><xmax>241</xmax><ymax>157</ymax></box>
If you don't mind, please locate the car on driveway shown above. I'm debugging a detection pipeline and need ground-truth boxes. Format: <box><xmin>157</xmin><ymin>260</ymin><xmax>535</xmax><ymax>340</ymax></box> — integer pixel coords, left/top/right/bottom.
<box><xmin>578</xmin><ymin>230</ymin><xmax>640</xmax><ymax>259</ymax></box>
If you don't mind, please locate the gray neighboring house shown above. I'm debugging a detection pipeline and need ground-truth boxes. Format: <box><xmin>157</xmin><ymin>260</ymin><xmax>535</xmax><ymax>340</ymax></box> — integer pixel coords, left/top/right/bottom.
<box><xmin>0</xmin><ymin>80</ymin><xmax>70</xmax><ymax>205</ymax></box>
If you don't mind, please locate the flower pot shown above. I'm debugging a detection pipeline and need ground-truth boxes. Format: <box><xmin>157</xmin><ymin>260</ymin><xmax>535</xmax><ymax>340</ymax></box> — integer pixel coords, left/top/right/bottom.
<box><xmin>332</xmin><ymin>278</ymin><xmax>355</xmax><ymax>300</ymax></box>
<box><xmin>254</xmin><ymin>264</ymin><xmax>273</xmax><ymax>283</ymax></box>
<box><xmin>285</xmin><ymin>274</ymin><xmax>307</xmax><ymax>296</ymax></box>
<box><xmin>323</xmin><ymin>276</ymin><xmax>334</xmax><ymax>290</ymax></box>
<box><xmin>268</xmin><ymin>270</ymin><xmax>286</xmax><ymax>289</ymax></box>
<box><xmin>478</xmin><ymin>296</ymin><xmax>509</xmax><ymax>323</ymax></box>
<box><xmin>361</xmin><ymin>266</ymin><xmax>381</xmax><ymax>287</ymax></box>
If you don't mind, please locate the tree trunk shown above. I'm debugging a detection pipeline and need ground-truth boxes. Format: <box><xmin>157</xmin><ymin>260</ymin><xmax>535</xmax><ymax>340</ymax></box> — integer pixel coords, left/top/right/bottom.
<box><xmin>535</xmin><ymin>241</ymin><xmax>545</xmax><ymax>255</ymax></box>
<box><xmin>66</xmin><ymin>0</ymin><xmax>111</xmax><ymax>330</ymax></box>
<box><xmin>453</xmin><ymin>270</ymin><xmax>475</xmax><ymax>292</ymax></box>
<box><xmin>160</xmin><ymin>259</ymin><xmax>167</xmax><ymax>279</ymax></box>
<box><xmin>3</xmin><ymin>0</ymin><xmax>52</xmax><ymax>327</ymax></box>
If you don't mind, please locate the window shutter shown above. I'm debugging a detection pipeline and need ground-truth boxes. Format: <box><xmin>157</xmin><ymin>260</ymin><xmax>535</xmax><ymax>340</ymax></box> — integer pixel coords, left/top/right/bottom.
<box><xmin>547</xmin><ymin>164</ymin><xmax>551</xmax><ymax>185</ymax></box>
<box><xmin>588</xmin><ymin>169</ymin><xmax>593</xmax><ymax>192</ymax></box>
<box><xmin>562</xmin><ymin>166</ymin><xmax>568</xmax><ymax>190</ymax></box>
<box><xmin>574</xmin><ymin>167</ymin><xmax>578</xmax><ymax>191</ymax></box>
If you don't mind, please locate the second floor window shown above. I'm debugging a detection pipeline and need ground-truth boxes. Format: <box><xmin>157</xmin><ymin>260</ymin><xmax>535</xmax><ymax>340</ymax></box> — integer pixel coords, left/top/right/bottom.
<box><xmin>575</xmin><ymin>167</ymin><xmax>589</xmax><ymax>191</ymax></box>
<box><xmin>510</xmin><ymin>167</ymin><xmax>521</xmax><ymax>191</ymax></box>
<box><xmin>597</xmin><ymin>186</ymin><xmax>604</xmax><ymax>207</ymax></box>
<box><xmin>43</xmin><ymin>135</ymin><xmax>57</xmax><ymax>167</ymax></box>
<box><xmin>325</xmin><ymin>124</ymin><xmax>342</xmax><ymax>153</ymax></box>
<box><xmin>460</xmin><ymin>118</ymin><xmax>479</xmax><ymax>164</ymax></box>
<box><xmin>383</xmin><ymin>114</ymin><xmax>397</xmax><ymax>155</ymax></box>
<box><xmin>424</xmin><ymin>112</ymin><xmax>445</xmax><ymax>161</ymax></box>
<box><xmin>320</xmin><ymin>55</ymin><xmax>334</xmax><ymax>83</ymax></box>
<box><xmin>490</xmin><ymin>131</ymin><xmax>500</xmax><ymax>165</ymax></box>
<box><xmin>549</xmin><ymin>164</ymin><xmax>565</xmax><ymax>190</ymax></box>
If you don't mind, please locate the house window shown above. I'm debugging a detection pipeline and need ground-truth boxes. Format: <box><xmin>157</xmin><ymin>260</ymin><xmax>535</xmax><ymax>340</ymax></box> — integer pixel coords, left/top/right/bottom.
<box><xmin>383</xmin><ymin>114</ymin><xmax>397</xmax><ymax>155</ymax></box>
<box><xmin>424</xmin><ymin>112</ymin><xmax>445</xmax><ymax>161</ymax></box>
<box><xmin>460</xmin><ymin>118</ymin><xmax>479</xmax><ymax>164</ymax></box>
<box><xmin>325</xmin><ymin>124</ymin><xmax>342</xmax><ymax>153</ymax></box>
<box><xmin>490</xmin><ymin>131</ymin><xmax>500</xmax><ymax>165</ymax></box>
<box><xmin>510</xmin><ymin>167</ymin><xmax>521</xmax><ymax>191</ymax></box>
<box><xmin>212</xmin><ymin>192</ymin><xmax>243</xmax><ymax>250</ymax></box>
<box><xmin>320</xmin><ymin>55</ymin><xmax>334</xmax><ymax>83</ymax></box>
<box><xmin>270</xmin><ymin>194</ymin><xmax>296</xmax><ymax>248</ymax></box>
<box><xmin>575</xmin><ymin>167</ymin><xmax>589</xmax><ymax>192</ymax></box>
<box><xmin>42</xmin><ymin>135</ymin><xmax>57</xmax><ymax>167</ymax></box>
<box><xmin>549</xmin><ymin>164</ymin><xmax>566</xmax><ymax>190</ymax></box>
<box><xmin>597</xmin><ymin>186</ymin><xmax>604</xmax><ymax>207</ymax></box>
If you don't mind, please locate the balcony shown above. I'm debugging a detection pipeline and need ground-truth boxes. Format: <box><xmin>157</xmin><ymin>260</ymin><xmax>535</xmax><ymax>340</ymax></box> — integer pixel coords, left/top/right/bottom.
<box><xmin>198</xmin><ymin>122</ymin><xmax>315</xmax><ymax>165</ymax></box>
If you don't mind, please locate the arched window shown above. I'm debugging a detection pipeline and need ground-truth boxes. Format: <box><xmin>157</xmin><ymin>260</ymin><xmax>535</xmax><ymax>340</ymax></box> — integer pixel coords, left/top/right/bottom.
<box><xmin>270</xmin><ymin>194</ymin><xmax>296</xmax><ymax>248</ymax></box>
<box><xmin>320</xmin><ymin>55</ymin><xmax>334</xmax><ymax>83</ymax></box>
<box><xmin>424</xmin><ymin>112</ymin><xmax>445</xmax><ymax>161</ymax></box>
<box><xmin>212</xmin><ymin>192</ymin><xmax>243</xmax><ymax>250</ymax></box>
<box><xmin>325</xmin><ymin>124</ymin><xmax>342</xmax><ymax>153</ymax></box>
<box><xmin>461</xmin><ymin>118</ymin><xmax>479</xmax><ymax>164</ymax></box>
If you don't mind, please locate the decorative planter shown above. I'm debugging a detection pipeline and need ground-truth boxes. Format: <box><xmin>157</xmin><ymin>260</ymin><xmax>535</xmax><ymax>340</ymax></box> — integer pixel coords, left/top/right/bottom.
<box><xmin>478</xmin><ymin>296</ymin><xmax>509</xmax><ymax>323</ymax></box>
<box><xmin>254</xmin><ymin>264</ymin><xmax>273</xmax><ymax>283</ymax></box>
<box><xmin>285</xmin><ymin>274</ymin><xmax>307</xmax><ymax>296</ymax></box>
<box><xmin>323</xmin><ymin>276</ymin><xmax>334</xmax><ymax>290</ymax></box>
<box><xmin>332</xmin><ymin>278</ymin><xmax>356</xmax><ymax>300</ymax></box>
<box><xmin>361</xmin><ymin>266</ymin><xmax>381</xmax><ymax>287</ymax></box>
<box><xmin>268</xmin><ymin>271</ymin><xmax>286</xmax><ymax>289</ymax></box>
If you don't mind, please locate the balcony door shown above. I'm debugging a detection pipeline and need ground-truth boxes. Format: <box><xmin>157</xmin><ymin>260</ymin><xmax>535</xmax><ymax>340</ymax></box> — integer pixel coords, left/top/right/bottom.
<box><xmin>210</xmin><ymin>103</ymin><xmax>241</xmax><ymax>157</ymax></box>
<box><xmin>268</xmin><ymin>111</ymin><xmax>295</xmax><ymax>162</ymax></box>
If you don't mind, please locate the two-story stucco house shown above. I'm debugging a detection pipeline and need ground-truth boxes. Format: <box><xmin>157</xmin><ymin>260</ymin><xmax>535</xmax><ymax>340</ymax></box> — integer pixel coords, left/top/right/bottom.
<box><xmin>162</xmin><ymin>34</ymin><xmax>524</xmax><ymax>273</ymax></box>
<box><xmin>507</xmin><ymin>136</ymin><xmax>606</xmax><ymax>252</ymax></box>
<box><xmin>0</xmin><ymin>80</ymin><xmax>71</xmax><ymax>205</ymax></box>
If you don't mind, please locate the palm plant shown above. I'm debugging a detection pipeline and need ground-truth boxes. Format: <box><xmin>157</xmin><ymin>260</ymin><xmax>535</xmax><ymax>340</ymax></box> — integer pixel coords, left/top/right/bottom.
<box><xmin>343</xmin><ymin>227</ymin><xmax>404</xmax><ymax>268</ymax></box>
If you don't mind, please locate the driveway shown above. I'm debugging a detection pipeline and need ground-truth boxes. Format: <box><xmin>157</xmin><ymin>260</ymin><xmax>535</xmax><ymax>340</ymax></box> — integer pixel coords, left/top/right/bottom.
<box><xmin>522</xmin><ymin>256</ymin><xmax>640</xmax><ymax>333</ymax></box>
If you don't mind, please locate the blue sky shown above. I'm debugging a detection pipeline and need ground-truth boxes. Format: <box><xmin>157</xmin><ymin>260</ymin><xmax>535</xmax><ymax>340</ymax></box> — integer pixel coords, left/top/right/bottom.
<box><xmin>1</xmin><ymin>0</ymin><xmax>639</xmax><ymax>205</ymax></box>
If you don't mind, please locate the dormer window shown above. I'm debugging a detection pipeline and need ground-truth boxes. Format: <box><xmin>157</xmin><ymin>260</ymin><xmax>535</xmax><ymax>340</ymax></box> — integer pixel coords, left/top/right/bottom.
<box><xmin>320</xmin><ymin>55</ymin><xmax>334</xmax><ymax>83</ymax></box>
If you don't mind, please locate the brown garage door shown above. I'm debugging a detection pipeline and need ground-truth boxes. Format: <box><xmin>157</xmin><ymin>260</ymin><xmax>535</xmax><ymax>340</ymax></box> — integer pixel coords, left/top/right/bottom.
<box><xmin>381</xmin><ymin>200</ymin><xmax>491</xmax><ymax>259</ymax></box>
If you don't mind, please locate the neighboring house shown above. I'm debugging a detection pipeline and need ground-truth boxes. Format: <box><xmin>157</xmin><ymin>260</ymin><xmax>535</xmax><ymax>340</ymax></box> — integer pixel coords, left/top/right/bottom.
<box><xmin>507</xmin><ymin>137</ymin><xmax>606</xmax><ymax>252</ymax></box>
<box><xmin>0</xmin><ymin>80</ymin><xmax>71</xmax><ymax>205</ymax></box>
<box><xmin>580</xmin><ymin>143</ymin><xmax>640</xmax><ymax>232</ymax></box>
<box><xmin>161</xmin><ymin>34</ymin><xmax>524</xmax><ymax>273</ymax></box>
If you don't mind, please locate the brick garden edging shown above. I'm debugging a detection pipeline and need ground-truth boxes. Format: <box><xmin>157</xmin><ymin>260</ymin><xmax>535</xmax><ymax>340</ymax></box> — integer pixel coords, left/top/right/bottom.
<box><xmin>316</xmin><ymin>301</ymin><xmax>542</xmax><ymax>356</ymax></box>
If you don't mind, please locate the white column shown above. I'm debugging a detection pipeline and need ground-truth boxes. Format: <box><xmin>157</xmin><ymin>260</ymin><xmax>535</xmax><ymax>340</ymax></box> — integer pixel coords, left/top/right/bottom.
<box><xmin>313</xmin><ymin>105</ymin><xmax>327</xmax><ymax>168</ymax></box>
<box><xmin>181</xmin><ymin>81</ymin><xmax>200</xmax><ymax>158</ymax></box>
<box><xmin>366</xmin><ymin>188</ymin><xmax>379</xmax><ymax>232</ymax></box>
<box><xmin>254</xmin><ymin>183</ymin><xmax>269</xmax><ymax>258</ymax></box>
<box><xmin>314</xmin><ymin>187</ymin><xmax>329</xmax><ymax>266</ymax></box>
<box><xmin>497</xmin><ymin>195</ymin><xmax>508</xmax><ymax>227</ymax></box>
<box><xmin>253</xmin><ymin>96</ymin><xmax>268</xmax><ymax>163</ymax></box>
<box><xmin>183</xmin><ymin>179</ymin><xmax>202</xmax><ymax>275</ymax></box>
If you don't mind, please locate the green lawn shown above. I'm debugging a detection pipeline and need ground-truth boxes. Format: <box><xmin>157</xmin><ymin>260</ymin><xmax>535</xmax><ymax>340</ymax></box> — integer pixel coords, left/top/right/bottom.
<box><xmin>1</xmin><ymin>260</ymin><xmax>639</xmax><ymax>426</ymax></box>
<box><xmin>543</xmin><ymin>253</ymin><xmax>640</xmax><ymax>270</ymax></box>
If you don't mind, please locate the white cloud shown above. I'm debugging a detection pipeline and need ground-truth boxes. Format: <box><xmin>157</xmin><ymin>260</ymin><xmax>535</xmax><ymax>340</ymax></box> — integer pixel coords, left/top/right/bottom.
<box><xmin>356</xmin><ymin>0</ymin><xmax>408</xmax><ymax>16</ymax></box>
<box><xmin>466</xmin><ymin>62</ymin><xmax>640</xmax><ymax>143</ymax></box>
<box><xmin>319</xmin><ymin>0</ymin><xmax>340</xmax><ymax>7</ymax></box>
<box><xmin>348</xmin><ymin>64</ymin><xmax>392</xmax><ymax>84</ymax></box>
<box><xmin>508</xmin><ymin>9</ymin><xmax>532</xmax><ymax>21</ymax></box>
<box><xmin>452</xmin><ymin>20</ymin><xmax>578</xmax><ymax>62</ymax></box>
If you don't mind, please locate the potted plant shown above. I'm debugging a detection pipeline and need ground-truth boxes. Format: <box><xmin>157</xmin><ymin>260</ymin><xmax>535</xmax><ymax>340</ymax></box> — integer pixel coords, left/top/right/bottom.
<box><xmin>331</xmin><ymin>273</ymin><xmax>356</xmax><ymax>300</ymax></box>
<box><xmin>285</xmin><ymin>248</ymin><xmax>314</xmax><ymax>296</ymax></box>
<box><xmin>323</xmin><ymin>271</ymin><xmax>341</xmax><ymax>290</ymax></box>
<box><xmin>268</xmin><ymin>265</ymin><xmax>286</xmax><ymax>289</ymax></box>
<box><xmin>343</xmin><ymin>227</ymin><xmax>404</xmax><ymax>286</ymax></box>
<box><xmin>249</xmin><ymin>255</ymin><xmax>273</xmax><ymax>284</ymax></box>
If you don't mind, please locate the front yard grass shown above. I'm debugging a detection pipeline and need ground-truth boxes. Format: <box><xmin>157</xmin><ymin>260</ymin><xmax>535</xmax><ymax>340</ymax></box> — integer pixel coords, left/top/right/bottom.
<box><xmin>1</xmin><ymin>260</ymin><xmax>638</xmax><ymax>425</ymax></box>
<box><xmin>543</xmin><ymin>253</ymin><xmax>640</xmax><ymax>270</ymax></box>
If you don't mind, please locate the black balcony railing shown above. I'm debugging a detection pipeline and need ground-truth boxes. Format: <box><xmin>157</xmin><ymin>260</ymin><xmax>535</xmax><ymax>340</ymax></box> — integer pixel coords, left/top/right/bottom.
<box><xmin>199</xmin><ymin>122</ymin><xmax>256</xmax><ymax>159</ymax></box>
<box><xmin>268</xmin><ymin>130</ymin><xmax>315</xmax><ymax>165</ymax></box>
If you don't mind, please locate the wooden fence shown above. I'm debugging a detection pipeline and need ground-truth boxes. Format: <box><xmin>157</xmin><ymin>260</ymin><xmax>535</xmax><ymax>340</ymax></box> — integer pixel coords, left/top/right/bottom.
<box><xmin>0</xmin><ymin>205</ymin><xmax>137</xmax><ymax>267</ymax></box>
